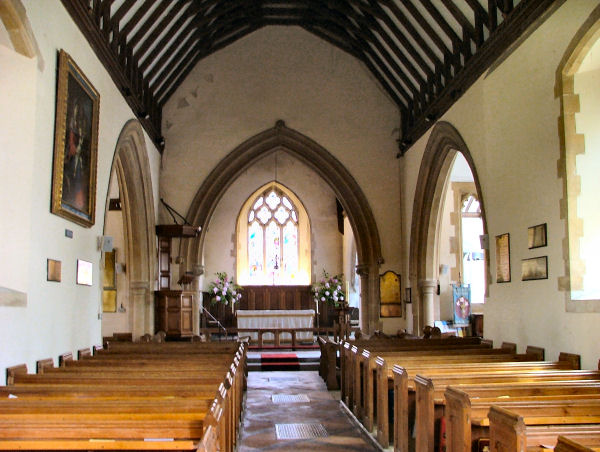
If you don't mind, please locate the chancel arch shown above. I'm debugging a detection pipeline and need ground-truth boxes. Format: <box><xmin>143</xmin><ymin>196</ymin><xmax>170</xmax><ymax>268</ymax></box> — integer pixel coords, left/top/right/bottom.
<box><xmin>183</xmin><ymin>121</ymin><xmax>382</xmax><ymax>334</ymax></box>
<box><xmin>102</xmin><ymin>120</ymin><xmax>156</xmax><ymax>340</ymax></box>
<box><xmin>409</xmin><ymin>121</ymin><xmax>488</xmax><ymax>333</ymax></box>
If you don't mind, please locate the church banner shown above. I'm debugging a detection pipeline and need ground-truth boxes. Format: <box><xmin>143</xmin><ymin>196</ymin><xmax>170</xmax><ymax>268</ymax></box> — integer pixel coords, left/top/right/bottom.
<box><xmin>452</xmin><ymin>284</ymin><xmax>471</xmax><ymax>325</ymax></box>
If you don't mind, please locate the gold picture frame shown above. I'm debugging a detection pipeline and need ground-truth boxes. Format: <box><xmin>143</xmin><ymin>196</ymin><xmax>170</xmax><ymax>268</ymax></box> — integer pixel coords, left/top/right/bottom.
<box><xmin>495</xmin><ymin>233</ymin><xmax>511</xmax><ymax>283</ymax></box>
<box><xmin>380</xmin><ymin>270</ymin><xmax>402</xmax><ymax>317</ymax></box>
<box><xmin>51</xmin><ymin>50</ymin><xmax>100</xmax><ymax>227</ymax></box>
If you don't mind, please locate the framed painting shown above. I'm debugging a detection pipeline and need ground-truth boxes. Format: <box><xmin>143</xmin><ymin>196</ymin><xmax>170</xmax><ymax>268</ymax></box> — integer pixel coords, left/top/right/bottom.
<box><xmin>521</xmin><ymin>256</ymin><xmax>548</xmax><ymax>281</ymax></box>
<box><xmin>527</xmin><ymin>223</ymin><xmax>547</xmax><ymax>249</ymax></box>
<box><xmin>380</xmin><ymin>270</ymin><xmax>402</xmax><ymax>317</ymax></box>
<box><xmin>51</xmin><ymin>49</ymin><xmax>100</xmax><ymax>227</ymax></box>
<box><xmin>495</xmin><ymin>233</ymin><xmax>511</xmax><ymax>283</ymax></box>
<box><xmin>47</xmin><ymin>259</ymin><xmax>61</xmax><ymax>282</ymax></box>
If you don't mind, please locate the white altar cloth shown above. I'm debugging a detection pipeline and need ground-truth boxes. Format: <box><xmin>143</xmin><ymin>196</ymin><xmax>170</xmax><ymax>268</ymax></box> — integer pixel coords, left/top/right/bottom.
<box><xmin>236</xmin><ymin>309</ymin><xmax>315</xmax><ymax>341</ymax></box>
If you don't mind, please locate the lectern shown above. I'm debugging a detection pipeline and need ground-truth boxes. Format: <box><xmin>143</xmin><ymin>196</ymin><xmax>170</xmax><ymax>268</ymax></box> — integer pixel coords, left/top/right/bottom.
<box><xmin>154</xmin><ymin>224</ymin><xmax>199</xmax><ymax>339</ymax></box>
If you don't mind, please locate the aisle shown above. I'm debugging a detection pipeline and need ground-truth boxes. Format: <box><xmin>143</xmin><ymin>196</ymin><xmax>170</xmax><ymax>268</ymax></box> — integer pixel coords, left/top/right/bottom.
<box><xmin>237</xmin><ymin>370</ymin><xmax>381</xmax><ymax>451</ymax></box>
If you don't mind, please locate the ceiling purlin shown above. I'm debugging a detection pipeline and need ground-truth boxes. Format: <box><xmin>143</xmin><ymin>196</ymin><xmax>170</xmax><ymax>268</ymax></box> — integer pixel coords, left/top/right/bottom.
<box><xmin>344</xmin><ymin>1</ymin><xmax>429</xmax><ymax>110</ymax></box>
<box><xmin>138</xmin><ymin>2</ymin><xmax>200</xmax><ymax>74</ymax></box>
<box><xmin>148</xmin><ymin>26</ymin><xmax>198</xmax><ymax>92</ymax></box>
<box><xmin>134</xmin><ymin>3</ymin><xmax>188</xmax><ymax>72</ymax></box>
<box><xmin>128</xmin><ymin>1</ymin><xmax>173</xmax><ymax>55</ymax></box>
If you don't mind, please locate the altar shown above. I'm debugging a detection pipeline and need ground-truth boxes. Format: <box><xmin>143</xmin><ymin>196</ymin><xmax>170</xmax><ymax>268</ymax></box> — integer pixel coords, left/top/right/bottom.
<box><xmin>236</xmin><ymin>309</ymin><xmax>315</xmax><ymax>342</ymax></box>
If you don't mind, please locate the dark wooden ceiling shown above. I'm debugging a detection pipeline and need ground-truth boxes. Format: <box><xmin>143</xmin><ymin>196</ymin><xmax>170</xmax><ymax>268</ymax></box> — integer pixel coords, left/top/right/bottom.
<box><xmin>61</xmin><ymin>0</ymin><xmax>560</xmax><ymax>155</ymax></box>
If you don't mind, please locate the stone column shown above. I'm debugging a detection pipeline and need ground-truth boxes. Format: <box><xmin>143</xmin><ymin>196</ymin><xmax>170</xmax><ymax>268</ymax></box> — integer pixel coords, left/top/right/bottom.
<box><xmin>130</xmin><ymin>280</ymin><xmax>152</xmax><ymax>341</ymax></box>
<box><xmin>419</xmin><ymin>279</ymin><xmax>437</xmax><ymax>329</ymax></box>
<box><xmin>356</xmin><ymin>262</ymin><xmax>380</xmax><ymax>336</ymax></box>
<box><xmin>192</xmin><ymin>264</ymin><xmax>204</xmax><ymax>336</ymax></box>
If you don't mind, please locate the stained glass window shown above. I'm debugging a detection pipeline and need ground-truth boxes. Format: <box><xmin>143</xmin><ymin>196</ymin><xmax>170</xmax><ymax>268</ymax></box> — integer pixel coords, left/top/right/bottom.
<box><xmin>247</xmin><ymin>188</ymin><xmax>299</xmax><ymax>284</ymax></box>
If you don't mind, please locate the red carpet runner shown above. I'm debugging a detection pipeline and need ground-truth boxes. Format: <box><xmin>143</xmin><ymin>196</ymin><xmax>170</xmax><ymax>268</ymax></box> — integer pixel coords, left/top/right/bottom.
<box><xmin>260</xmin><ymin>353</ymin><xmax>300</xmax><ymax>371</ymax></box>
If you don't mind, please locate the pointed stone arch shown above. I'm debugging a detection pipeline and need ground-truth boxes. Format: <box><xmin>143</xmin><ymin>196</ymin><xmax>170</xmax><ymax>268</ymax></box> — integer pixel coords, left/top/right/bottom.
<box><xmin>183</xmin><ymin>121</ymin><xmax>383</xmax><ymax>333</ymax></box>
<box><xmin>104</xmin><ymin>120</ymin><xmax>156</xmax><ymax>340</ymax></box>
<box><xmin>409</xmin><ymin>121</ymin><xmax>488</xmax><ymax>332</ymax></box>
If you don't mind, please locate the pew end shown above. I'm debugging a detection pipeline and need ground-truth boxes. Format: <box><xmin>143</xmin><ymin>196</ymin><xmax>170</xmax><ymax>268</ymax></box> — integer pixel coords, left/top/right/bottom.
<box><xmin>488</xmin><ymin>405</ymin><xmax>526</xmax><ymax>452</ymax></box>
<box><xmin>36</xmin><ymin>358</ymin><xmax>54</xmax><ymax>374</ymax></box>
<box><xmin>526</xmin><ymin>345</ymin><xmax>545</xmax><ymax>361</ymax></box>
<box><xmin>555</xmin><ymin>435</ymin><xmax>597</xmax><ymax>452</ymax></box>
<box><xmin>501</xmin><ymin>342</ymin><xmax>517</xmax><ymax>353</ymax></box>
<box><xmin>59</xmin><ymin>352</ymin><xmax>73</xmax><ymax>367</ymax></box>
<box><xmin>77</xmin><ymin>348</ymin><xmax>92</xmax><ymax>359</ymax></box>
<box><xmin>559</xmin><ymin>352</ymin><xmax>581</xmax><ymax>370</ymax></box>
<box><xmin>6</xmin><ymin>363</ymin><xmax>27</xmax><ymax>385</ymax></box>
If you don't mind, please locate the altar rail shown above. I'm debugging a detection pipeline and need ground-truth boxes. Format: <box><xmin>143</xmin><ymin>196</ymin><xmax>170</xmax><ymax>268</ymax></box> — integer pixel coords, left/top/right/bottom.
<box><xmin>200</xmin><ymin>327</ymin><xmax>359</xmax><ymax>349</ymax></box>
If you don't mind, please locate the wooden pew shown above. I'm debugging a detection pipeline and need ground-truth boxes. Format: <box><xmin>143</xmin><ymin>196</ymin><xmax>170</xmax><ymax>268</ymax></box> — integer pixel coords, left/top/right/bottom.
<box><xmin>2</xmin><ymin>342</ymin><xmax>244</xmax><ymax>452</ymax></box>
<box><xmin>357</xmin><ymin>347</ymin><xmax>537</xmax><ymax>432</ymax></box>
<box><xmin>445</xmin><ymin>384</ymin><xmax>600</xmax><ymax>452</ymax></box>
<box><xmin>342</xmin><ymin>339</ymin><xmax>494</xmax><ymax>416</ymax></box>
<box><xmin>338</xmin><ymin>337</ymin><xmax>488</xmax><ymax>405</ymax></box>
<box><xmin>414</xmin><ymin>369</ymin><xmax>600</xmax><ymax>452</ymax></box>
<box><xmin>488</xmin><ymin>404</ymin><xmax>600</xmax><ymax>452</ymax></box>
<box><xmin>382</xmin><ymin>357</ymin><xmax>579</xmax><ymax>450</ymax></box>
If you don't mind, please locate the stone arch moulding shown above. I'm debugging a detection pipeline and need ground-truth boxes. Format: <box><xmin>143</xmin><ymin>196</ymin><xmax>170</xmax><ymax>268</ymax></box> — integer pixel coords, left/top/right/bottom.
<box><xmin>556</xmin><ymin>3</ymin><xmax>600</xmax><ymax>313</ymax></box>
<box><xmin>0</xmin><ymin>0</ymin><xmax>43</xmax><ymax>67</ymax></box>
<box><xmin>104</xmin><ymin>119</ymin><xmax>157</xmax><ymax>340</ymax></box>
<box><xmin>183</xmin><ymin>120</ymin><xmax>383</xmax><ymax>334</ymax></box>
<box><xmin>409</xmin><ymin>121</ymin><xmax>488</xmax><ymax>333</ymax></box>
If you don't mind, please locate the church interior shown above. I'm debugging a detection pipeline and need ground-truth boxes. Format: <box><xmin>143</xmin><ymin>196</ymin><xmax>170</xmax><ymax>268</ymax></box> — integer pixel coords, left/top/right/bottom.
<box><xmin>1</xmin><ymin>0</ymin><xmax>600</xmax><ymax>450</ymax></box>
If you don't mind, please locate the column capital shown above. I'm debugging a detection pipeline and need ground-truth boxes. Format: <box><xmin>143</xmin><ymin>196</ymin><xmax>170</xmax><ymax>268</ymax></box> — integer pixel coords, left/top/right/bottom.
<box><xmin>192</xmin><ymin>264</ymin><xmax>204</xmax><ymax>276</ymax></box>
<box><xmin>355</xmin><ymin>263</ymin><xmax>370</xmax><ymax>277</ymax></box>
<box><xmin>418</xmin><ymin>279</ymin><xmax>437</xmax><ymax>289</ymax></box>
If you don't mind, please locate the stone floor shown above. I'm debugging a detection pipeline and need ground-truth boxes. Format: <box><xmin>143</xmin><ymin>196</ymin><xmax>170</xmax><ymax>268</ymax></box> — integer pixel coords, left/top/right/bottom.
<box><xmin>237</xmin><ymin>370</ymin><xmax>381</xmax><ymax>451</ymax></box>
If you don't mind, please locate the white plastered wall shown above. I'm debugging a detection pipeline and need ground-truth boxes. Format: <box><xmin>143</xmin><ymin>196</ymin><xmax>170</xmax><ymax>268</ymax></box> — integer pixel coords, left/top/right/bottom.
<box><xmin>161</xmin><ymin>26</ymin><xmax>402</xmax><ymax>330</ymax></box>
<box><xmin>0</xmin><ymin>2</ymin><xmax>161</xmax><ymax>383</ymax></box>
<box><xmin>402</xmin><ymin>1</ymin><xmax>600</xmax><ymax>369</ymax></box>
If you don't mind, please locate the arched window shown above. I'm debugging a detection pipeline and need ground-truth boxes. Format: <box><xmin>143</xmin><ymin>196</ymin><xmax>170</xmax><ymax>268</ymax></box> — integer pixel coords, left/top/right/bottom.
<box><xmin>460</xmin><ymin>194</ymin><xmax>485</xmax><ymax>304</ymax></box>
<box><xmin>248</xmin><ymin>187</ymin><xmax>298</xmax><ymax>284</ymax></box>
<box><xmin>237</xmin><ymin>183</ymin><xmax>310</xmax><ymax>285</ymax></box>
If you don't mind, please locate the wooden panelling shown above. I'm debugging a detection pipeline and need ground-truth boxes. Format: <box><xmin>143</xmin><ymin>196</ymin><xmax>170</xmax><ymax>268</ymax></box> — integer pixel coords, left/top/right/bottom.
<box><xmin>203</xmin><ymin>285</ymin><xmax>337</xmax><ymax>329</ymax></box>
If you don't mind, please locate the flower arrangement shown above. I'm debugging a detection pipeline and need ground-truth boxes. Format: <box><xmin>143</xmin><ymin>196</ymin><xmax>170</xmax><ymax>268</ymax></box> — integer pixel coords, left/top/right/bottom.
<box><xmin>312</xmin><ymin>270</ymin><xmax>346</xmax><ymax>307</ymax></box>
<box><xmin>208</xmin><ymin>272</ymin><xmax>242</xmax><ymax>307</ymax></box>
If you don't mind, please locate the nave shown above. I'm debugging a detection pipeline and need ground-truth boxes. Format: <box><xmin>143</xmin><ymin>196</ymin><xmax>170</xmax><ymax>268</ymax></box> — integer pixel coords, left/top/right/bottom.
<box><xmin>238</xmin><ymin>370</ymin><xmax>379</xmax><ymax>451</ymax></box>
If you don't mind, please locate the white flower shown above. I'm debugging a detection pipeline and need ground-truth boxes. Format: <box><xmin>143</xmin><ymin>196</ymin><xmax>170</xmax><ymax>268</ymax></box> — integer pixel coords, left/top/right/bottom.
<box><xmin>320</xmin><ymin>296</ymin><xmax>325</xmax><ymax>302</ymax></box>
<box><xmin>337</xmin><ymin>285</ymin><xmax>341</xmax><ymax>291</ymax></box>
<box><xmin>325</xmin><ymin>282</ymin><xmax>330</xmax><ymax>288</ymax></box>
<box><xmin>237</xmin><ymin>293</ymin><xmax>242</xmax><ymax>299</ymax></box>
<box><xmin>215</xmin><ymin>295</ymin><xmax>221</xmax><ymax>301</ymax></box>
<box><xmin>213</xmin><ymin>287</ymin><xmax>218</xmax><ymax>294</ymax></box>
<box><xmin>222</xmin><ymin>289</ymin><xmax>227</xmax><ymax>295</ymax></box>
<box><xmin>325</xmin><ymin>291</ymin><xmax>330</xmax><ymax>296</ymax></box>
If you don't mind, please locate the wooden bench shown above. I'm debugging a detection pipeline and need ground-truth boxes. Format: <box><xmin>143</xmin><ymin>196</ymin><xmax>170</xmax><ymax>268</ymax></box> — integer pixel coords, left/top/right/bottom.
<box><xmin>381</xmin><ymin>356</ymin><xmax>580</xmax><ymax>450</ymax></box>
<box><xmin>2</xmin><ymin>342</ymin><xmax>244</xmax><ymax>452</ymax></box>
<box><xmin>445</xmin><ymin>384</ymin><xmax>600</xmax><ymax>452</ymax></box>
<box><xmin>338</xmin><ymin>337</ymin><xmax>488</xmax><ymax>405</ymax></box>
<box><xmin>342</xmin><ymin>339</ymin><xmax>495</xmax><ymax>415</ymax></box>
<box><xmin>413</xmin><ymin>369</ymin><xmax>600</xmax><ymax>452</ymax></box>
<box><xmin>488</xmin><ymin>404</ymin><xmax>600</xmax><ymax>452</ymax></box>
<box><xmin>356</xmin><ymin>347</ymin><xmax>538</xmax><ymax>432</ymax></box>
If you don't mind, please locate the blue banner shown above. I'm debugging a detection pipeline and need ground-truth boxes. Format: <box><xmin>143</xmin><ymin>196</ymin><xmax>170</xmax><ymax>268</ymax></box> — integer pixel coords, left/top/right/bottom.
<box><xmin>452</xmin><ymin>284</ymin><xmax>471</xmax><ymax>325</ymax></box>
